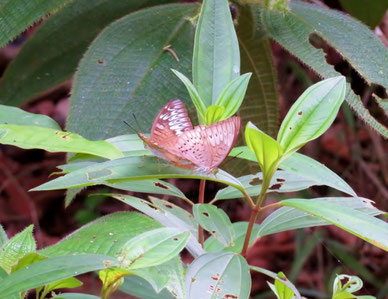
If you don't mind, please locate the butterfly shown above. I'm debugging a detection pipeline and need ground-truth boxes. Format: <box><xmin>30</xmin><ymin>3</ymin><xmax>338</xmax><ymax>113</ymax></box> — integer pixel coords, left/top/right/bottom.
<box><xmin>137</xmin><ymin>99</ymin><xmax>241</xmax><ymax>173</ymax></box>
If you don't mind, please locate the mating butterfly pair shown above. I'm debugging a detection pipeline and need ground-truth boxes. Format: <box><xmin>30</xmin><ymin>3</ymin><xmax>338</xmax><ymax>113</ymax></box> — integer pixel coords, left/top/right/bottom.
<box><xmin>138</xmin><ymin>99</ymin><xmax>241</xmax><ymax>173</ymax></box>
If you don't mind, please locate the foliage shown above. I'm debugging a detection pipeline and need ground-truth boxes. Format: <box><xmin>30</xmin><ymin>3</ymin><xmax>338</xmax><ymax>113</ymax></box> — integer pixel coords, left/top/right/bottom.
<box><xmin>0</xmin><ymin>0</ymin><xmax>387</xmax><ymax>298</ymax></box>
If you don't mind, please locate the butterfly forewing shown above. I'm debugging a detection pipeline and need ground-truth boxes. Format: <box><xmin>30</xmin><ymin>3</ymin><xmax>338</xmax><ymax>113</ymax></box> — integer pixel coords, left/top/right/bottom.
<box><xmin>150</xmin><ymin>99</ymin><xmax>193</xmax><ymax>146</ymax></box>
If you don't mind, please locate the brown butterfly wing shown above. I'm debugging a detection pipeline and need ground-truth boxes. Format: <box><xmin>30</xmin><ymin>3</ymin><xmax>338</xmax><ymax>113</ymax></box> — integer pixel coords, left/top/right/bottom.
<box><xmin>150</xmin><ymin>99</ymin><xmax>193</xmax><ymax>148</ymax></box>
<box><xmin>176</xmin><ymin>117</ymin><xmax>241</xmax><ymax>172</ymax></box>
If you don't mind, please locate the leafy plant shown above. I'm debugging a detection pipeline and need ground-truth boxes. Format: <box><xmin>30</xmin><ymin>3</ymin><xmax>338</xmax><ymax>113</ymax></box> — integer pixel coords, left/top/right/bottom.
<box><xmin>0</xmin><ymin>0</ymin><xmax>387</xmax><ymax>298</ymax></box>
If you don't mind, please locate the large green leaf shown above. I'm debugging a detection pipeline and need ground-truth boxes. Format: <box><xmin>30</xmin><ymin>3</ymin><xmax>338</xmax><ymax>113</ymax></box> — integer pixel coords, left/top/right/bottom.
<box><xmin>339</xmin><ymin>0</ymin><xmax>388</xmax><ymax>28</ymax></box>
<box><xmin>277</xmin><ymin>76</ymin><xmax>346</xmax><ymax>154</ymax></box>
<box><xmin>53</xmin><ymin>294</ymin><xmax>100</xmax><ymax>299</ymax></box>
<box><xmin>237</xmin><ymin>6</ymin><xmax>278</xmax><ymax>137</ymax></box>
<box><xmin>281</xmin><ymin>198</ymin><xmax>388</xmax><ymax>251</ymax></box>
<box><xmin>110</xmin><ymin>194</ymin><xmax>203</xmax><ymax>258</ymax></box>
<box><xmin>41</xmin><ymin>212</ymin><xmax>161</xmax><ymax>257</ymax></box>
<box><xmin>0</xmin><ymin>225</ymin><xmax>35</xmax><ymax>273</ymax></box>
<box><xmin>185</xmin><ymin>252</ymin><xmax>251</xmax><ymax>299</ymax></box>
<box><xmin>0</xmin><ymin>254</ymin><xmax>118</xmax><ymax>297</ymax></box>
<box><xmin>0</xmin><ymin>0</ymin><xmax>71</xmax><ymax>49</ymax></box>
<box><xmin>230</xmin><ymin>147</ymin><xmax>356</xmax><ymax>196</ymax></box>
<box><xmin>67</xmin><ymin>3</ymin><xmax>197</xmax><ymax>140</ymax></box>
<box><xmin>0</xmin><ymin>124</ymin><xmax>123</xmax><ymax>160</ymax></box>
<box><xmin>0</xmin><ymin>0</ymin><xmax>178</xmax><ymax>107</ymax></box>
<box><xmin>193</xmin><ymin>0</ymin><xmax>240</xmax><ymax>107</ymax></box>
<box><xmin>0</xmin><ymin>105</ymin><xmax>60</xmax><ymax>129</ymax></box>
<box><xmin>31</xmin><ymin>156</ymin><xmax>244</xmax><ymax>194</ymax></box>
<box><xmin>259</xmin><ymin>0</ymin><xmax>388</xmax><ymax>137</ymax></box>
<box><xmin>258</xmin><ymin>197</ymin><xmax>383</xmax><ymax>237</ymax></box>
<box><xmin>120</xmin><ymin>275</ymin><xmax>174</xmax><ymax>299</ymax></box>
<box><xmin>119</xmin><ymin>228</ymin><xmax>189</xmax><ymax>270</ymax></box>
<box><xmin>193</xmin><ymin>204</ymin><xmax>235</xmax><ymax>246</ymax></box>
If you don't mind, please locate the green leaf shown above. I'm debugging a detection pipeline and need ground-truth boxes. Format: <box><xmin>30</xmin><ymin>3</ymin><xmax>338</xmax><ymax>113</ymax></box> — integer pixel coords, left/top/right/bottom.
<box><xmin>110</xmin><ymin>194</ymin><xmax>203</xmax><ymax>258</ymax></box>
<box><xmin>43</xmin><ymin>277</ymin><xmax>83</xmax><ymax>297</ymax></box>
<box><xmin>204</xmin><ymin>221</ymin><xmax>260</xmax><ymax>253</ymax></box>
<box><xmin>245</xmin><ymin>122</ymin><xmax>283</xmax><ymax>177</ymax></box>
<box><xmin>280</xmin><ymin>152</ymin><xmax>356</xmax><ymax>196</ymax></box>
<box><xmin>0</xmin><ymin>224</ymin><xmax>7</xmax><ymax>247</ymax></box>
<box><xmin>106</xmin><ymin>179</ymin><xmax>187</xmax><ymax>200</ymax></box>
<box><xmin>273</xmin><ymin>272</ymin><xmax>295</xmax><ymax>299</ymax></box>
<box><xmin>260</xmin><ymin>1</ymin><xmax>388</xmax><ymax>137</ymax></box>
<box><xmin>10</xmin><ymin>252</ymin><xmax>46</xmax><ymax>273</ymax></box>
<box><xmin>205</xmin><ymin>105</ymin><xmax>225</xmax><ymax>124</ymax></box>
<box><xmin>215</xmin><ymin>73</ymin><xmax>252</xmax><ymax>119</ymax></box>
<box><xmin>118</xmin><ymin>228</ymin><xmax>189</xmax><ymax>270</ymax></box>
<box><xmin>185</xmin><ymin>252</ymin><xmax>251</xmax><ymax>299</ymax></box>
<box><xmin>237</xmin><ymin>6</ymin><xmax>279</xmax><ymax>137</ymax></box>
<box><xmin>0</xmin><ymin>0</ymin><xmax>71</xmax><ymax>49</ymax></box>
<box><xmin>215</xmin><ymin>170</ymin><xmax>318</xmax><ymax>200</ymax></box>
<box><xmin>171</xmin><ymin>69</ymin><xmax>207</xmax><ymax>122</ymax></box>
<box><xmin>0</xmin><ymin>125</ymin><xmax>123</xmax><ymax>159</ymax></box>
<box><xmin>31</xmin><ymin>156</ymin><xmax>244</xmax><ymax>195</ymax></box>
<box><xmin>258</xmin><ymin>197</ymin><xmax>383</xmax><ymax>237</ymax></box>
<box><xmin>333</xmin><ymin>274</ymin><xmax>364</xmax><ymax>295</ymax></box>
<box><xmin>67</xmin><ymin>3</ymin><xmax>197</xmax><ymax>140</ymax></box>
<box><xmin>229</xmin><ymin>148</ymin><xmax>356</xmax><ymax>196</ymax></box>
<box><xmin>0</xmin><ymin>225</ymin><xmax>35</xmax><ymax>273</ymax></box>
<box><xmin>0</xmin><ymin>105</ymin><xmax>60</xmax><ymax>129</ymax></box>
<box><xmin>193</xmin><ymin>204</ymin><xmax>235</xmax><ymax>246</ymax></box>
<box><xmin>0</xmin><ymin>0</ymin><xmax>178</xmax><ymax>107</ymax></box>
<box><xmin>193</xmin><ymin>0</ymin><xmax>240</xmax><ymax>106</ymax></box>
<box><xmin>0</xmin><ymin>254</ymin><xmax>118</xmax><ymax>297</ymax></box>
<box><xmin>0</xmin><ymin>267</ymin><xmax>21</xmax><ymax>299</ymax></box>
<box><xmin>120</xmin><ymin>275</ymin><xmax>174</xmax><ymax>299</ymax></box>
<box><xmin>52</xmin><ymin>294</ymin><xmax>100</xmax><ymax>299</ymax></box>
<box><xmin>280</xmin><ymin>198</ymin><xmax>388</xmax><ymax>251</ymax></box>
<box><xmin>277</xmin><ymin>76</ymin><xmax>346</xmax><ymax>154</ymax></box>
<box><xmin>250</xmin><ymin>265</ymin><xmax>301</xmax><ymax>299</ymax></box>
<box><xmin>339</xmin><ymin>0</ymin><xmax>388</xmax><ymax>28</ymax></box>
<box><xmin>41</xmin><ymin>212</ymin><xmax>161</xmax><ymax>257</ymax></box>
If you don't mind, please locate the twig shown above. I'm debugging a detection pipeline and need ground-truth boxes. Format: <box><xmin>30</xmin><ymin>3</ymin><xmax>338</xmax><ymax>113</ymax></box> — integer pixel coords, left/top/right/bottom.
<box><xmin>198</xmin><ymin>179</ymin><xmax>206</xmax><ymax>247</ymax></box>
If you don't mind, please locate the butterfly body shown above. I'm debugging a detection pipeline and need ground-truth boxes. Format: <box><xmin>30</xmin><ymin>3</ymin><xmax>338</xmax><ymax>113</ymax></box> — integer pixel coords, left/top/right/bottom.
<box><xmin>138</xmin><ymin>99</ymin><xmax>240</xmax><ymax>173</ymax></box>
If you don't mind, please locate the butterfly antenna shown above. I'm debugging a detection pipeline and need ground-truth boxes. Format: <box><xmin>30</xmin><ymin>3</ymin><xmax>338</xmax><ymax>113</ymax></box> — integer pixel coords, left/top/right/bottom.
<box><xmin>132</xmin><ymin>113</ymin><xmax>143</xmax><ymax>132</ymax></box>
<box><xmin>123</xmin><ymin>120</ymin><xmax>137</xmax><ymax>133</ymax></box>
<box><xmin>223</xmin><ymin>151</ymin><xmax>243</xmax><ymax>167</ymax></box>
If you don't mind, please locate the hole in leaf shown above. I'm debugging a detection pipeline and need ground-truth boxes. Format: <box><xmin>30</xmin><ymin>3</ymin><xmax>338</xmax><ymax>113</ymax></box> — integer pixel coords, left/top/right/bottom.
<box><xmin>269</xmin><ymin>183</ymin><xmax>283</xmax><ymax>190</ymax></box>
<box><xmin>202</xmin><ymin>212</ymin><xmax>210</xmax><ymax>217</ymax></box>
<box><xmin>276</xmin><ymin>178</ymin><xmax>286</xmax><ymax>183</ymax></box>
<box><xmin>249</xmin><ymin>177</ymin><xmax>261</xmax><ymax>186</ymax></box>
<box><xmin>98</xmin><ymin>59</ymin><xmax>104</xmax><ymax>64</ymax></box>
<box><xmin>164</xmin><ymin>203</ymin><xmax>174</xmax><ymax>209</ymax></box>
<box><xmin>173</xmin><ymin>237</ymin><xmax>179</xmax><ymax>241</ymax></box>
<box><xmin>297</xmin><ymin>111</ymin><xmax>303</xmax><ymax>116</ymax></box>
<box><xmin>154</xmin><ymin>182</ymin><xmax>169</xmax><ymax>189</ymax></box>
<box><xmin>223</xmin><ymin>295</ymin><xmax>238</xmax><ymax>298</ymax></box>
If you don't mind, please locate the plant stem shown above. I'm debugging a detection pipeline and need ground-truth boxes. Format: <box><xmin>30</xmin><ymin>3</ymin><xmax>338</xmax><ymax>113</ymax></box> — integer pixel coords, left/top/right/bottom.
<box><xmin>198</xmin><ymin>179</ymin><xmax>206</xmax><ymax>247</ymax></box>
<box><xmin>241</xmin><ymin>206</ymin><xmax>260</xmax><ymax>256</ymax></box>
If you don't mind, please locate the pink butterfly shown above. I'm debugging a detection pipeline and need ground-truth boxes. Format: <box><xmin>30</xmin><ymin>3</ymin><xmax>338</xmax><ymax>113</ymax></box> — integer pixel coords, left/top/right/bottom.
<box><xmin>138</xmin><ymin>99</ymin><xmax>241</xmax><ymax>173</ymax></box>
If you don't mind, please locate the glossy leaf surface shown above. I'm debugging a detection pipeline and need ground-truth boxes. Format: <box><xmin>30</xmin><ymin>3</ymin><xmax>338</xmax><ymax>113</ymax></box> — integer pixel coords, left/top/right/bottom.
<box><xmin>0</xmin><ymin>125</ymin><xmax>123</xmax><ymax>159</ymax></box>
<box><xmin>277</xmin><ymin>76</ymin><xmax>346</xmax><ymax>153</ymax></box>
<box><xmin>193</xmin><ymin>204</ymin><xmax>234</xmax><ymax>246</ymax></box>
<box><xmin>281</xmin><ymin>198</ymin><xmax>388</xmax><ymax>251</ymax></box>
<box><xmin>0</xmin><ymin>254</ymin><xmax>118</xmax><ymax>297</ymax></box>
<box><xmin>193</xmin><ymin>0</ymin><xmax>240</xmax><ymax>106</ymax></box>
<box><xmin>41</xmin><ymin>212</ymin><xmax>161</xmax><ymax>257</ymax></box>
<box><xmin>258</xmin><ymin>197</ymin><xmax>383</xmax><ymax>237</ymax></box>
<box><xmin>119</xmin><ymin>228</ymin><xmax>189</xmax><ymax>269</ymax></box>
<box><xmin>185</xmin><ymin>252</ymin><xmax>251</xmax><ymax>299</ymax></box>
<box><xmin>67</xmin><ymin>4</ymin><xmax>197</xmax><ymax>140</ymax></box>
<box><xmin>32</xmin><ymin>156</ymin><xmax>243</xmax><ymax>194</ymax></box>
<box><xmin>205</xmin><ymin>222</ymin><xmax>260</xmax><ymax>253</ymax></box>
<box><xmin>229</xmin><ymin>147</ymin><xmax>356</xmax><ymax>196</ymax></box>
<box><xmin>0</xmin><ymin>105</ymin><xmax>60</xmax><ymax>129</ymax></box>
